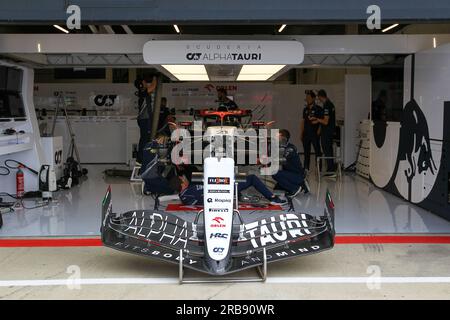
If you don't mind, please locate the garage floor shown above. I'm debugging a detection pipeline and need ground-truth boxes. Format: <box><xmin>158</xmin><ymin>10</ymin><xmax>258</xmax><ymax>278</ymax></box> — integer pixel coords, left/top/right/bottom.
<box><xmin>1</xmin><ymin>165</ymin><xmax>450</xmax><ymax>300</ymax></box>
<box><xmin>1</xmin><ymin>243</ymin><xmax>450</xmax><ymax>299</ymax></box>
<box><xmin>1</xmin><ymin>164</ymin><xmax>450</xmax><ymax>237</ymax></box>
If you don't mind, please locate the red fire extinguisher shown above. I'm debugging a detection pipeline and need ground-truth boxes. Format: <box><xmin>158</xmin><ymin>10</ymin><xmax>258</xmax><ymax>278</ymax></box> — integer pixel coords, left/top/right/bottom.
<box><xmin>16</xmin><ymin>165</ymin><xmax>24</xmax><ymax>198</ymax></box>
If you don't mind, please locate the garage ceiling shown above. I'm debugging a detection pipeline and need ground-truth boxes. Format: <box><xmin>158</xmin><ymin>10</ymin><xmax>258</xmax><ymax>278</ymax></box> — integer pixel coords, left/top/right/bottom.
<box><xmin>0</xmin><ymin>22</ymin><xmax>437</xmax><ymax>81</ymax></box>
<box><xmin>1</xmin><ymin>0</ymin><xmax>450</xmax><ymax>24</ymax></box>
<box><xmin>0</xmin><ymin>23</ymin><xmax>417</xmax><ymax>35</ymax></box>
<box><xmin>1</xmin><ymin>51</ymin><xmax>403</xmax><ymax>82</ymax></box>
<box><xmin>5</xmin><ymin>53</ymin><xmax>399</xmax><ymax>68</ymax></box>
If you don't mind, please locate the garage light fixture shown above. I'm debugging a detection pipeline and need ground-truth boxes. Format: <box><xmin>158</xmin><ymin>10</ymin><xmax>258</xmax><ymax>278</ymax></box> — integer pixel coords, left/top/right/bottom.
<box><xmin>162</xmin><ymin>65</ymin><xmax>209</xmax><ymax>81</ymax></box>
<box><xmin>53</xmin><ymin>24</ymin><xmax>69</xmax><ymax>34</ymax></box>
<box><xmin>236</xmin><ymin>74</ymin><xmax>275</xmax><ymax>81</ymax></box>
<box><xmin>173</xmin><ymin>25</ymin><xmax>180</xmax><ymax>33</ymax></box>
<box><xmin>278</xmin><ymin>24</ymin><xmax>287</xmax><ymax>33</ymax></box>
<box><xmin>162</xmin><ymin>65</ymin><xmax>207</xmax><ymax>74</ymax></box>
<box><xmin>162</xmin><ymin>64</ymin><xmax>286</xmax><ymax>82</ymax></box>
<box><xmin>382</xmin><ymin>24</ymin><xmax>399</xmax><ymax>33</ymax></box>
<box><xmin>174</xmin><ymin>74</ymin><xmax>209</xmax><ymax>81</ymax></box>
<box><xmin>237</xmin><ymin>65</ymin><xmax>285</xmax><ymax>81</ymax></box>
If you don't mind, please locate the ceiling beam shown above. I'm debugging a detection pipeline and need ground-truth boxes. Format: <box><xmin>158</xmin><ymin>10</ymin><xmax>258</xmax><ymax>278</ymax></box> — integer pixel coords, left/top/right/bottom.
<box><xmin>88</xmin><ymin>25</ymin><xmax>99</xmax><ymax>34</ymax></box>
<box><xmin>102</xmin><ymin>25</ymin><xmax>115</xmax><ymax>34</ymax></box>
<box><xmin>0</xmin><ymin>34</ymin><xmax>448</xmax><ymax>55</ymax></box>
<box><xmin>121</xmin><ymin>25</ymin><xmax>134</xmax><ymax>34</ymax></box>
<box><xmin>1</xmin><ymin>53</ymin><xmax>48</xmax><ymax>65</ymax></box>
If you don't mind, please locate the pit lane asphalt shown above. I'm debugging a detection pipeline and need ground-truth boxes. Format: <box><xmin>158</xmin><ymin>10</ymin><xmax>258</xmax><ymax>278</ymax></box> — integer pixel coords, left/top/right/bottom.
<box><xmin>0</xmin><ymin>242</ymin><xmax>450</xmax><ymax>299</ymax></box>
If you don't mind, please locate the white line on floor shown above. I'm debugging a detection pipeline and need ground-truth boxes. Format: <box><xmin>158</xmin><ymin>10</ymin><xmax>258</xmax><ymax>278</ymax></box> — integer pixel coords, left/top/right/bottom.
<box><xmin>266</xmin><ymin>277</ymin><xmax>450</xmax><ymax>284</ymax></box>
<box><xmin>0</xmin><ymin>278</ymin><xmax>179</xmax><ymax>287</ymax></box>
<box><xmin>1</xmin><ymin>277</ymin><xmax>450</xmax><ymax>287</ymax></box>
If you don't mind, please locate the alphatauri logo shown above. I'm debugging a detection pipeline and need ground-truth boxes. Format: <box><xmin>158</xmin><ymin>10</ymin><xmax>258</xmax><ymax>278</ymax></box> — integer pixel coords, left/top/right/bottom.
<box><xmin>186</xmin><ymin>53</ymin><xmax>202</xmax><ymax>61</ymax></box>
<box><xmin>94</xmin><ymin>95</ymin><xmax>117</xmax><ymax>107</ymax></box>
<box><xmin>54</xmin><ymin>150</ymin><xmax>63</xmax><ymax>165</ymax></box>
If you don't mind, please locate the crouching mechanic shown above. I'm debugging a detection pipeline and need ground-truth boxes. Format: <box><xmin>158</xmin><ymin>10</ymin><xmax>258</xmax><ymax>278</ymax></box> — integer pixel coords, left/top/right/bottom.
<box><xmin>179</xmin><ymin>171</ymin><xmax>287</xmax><ymax>206</ymax></box>
<box><xmin>141</xmin><ymin>133</ymin><xmax>181</xmax><ymax>196</ymax></box>
<box><xmin>272</xmin><ymin>129</ymin><xmax>310</xmax><ymax>197</ymax></box>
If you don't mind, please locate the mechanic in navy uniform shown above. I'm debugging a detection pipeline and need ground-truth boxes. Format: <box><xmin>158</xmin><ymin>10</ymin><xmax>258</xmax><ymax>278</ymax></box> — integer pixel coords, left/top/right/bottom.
<box><xmin>141</xmin><ymin>133</ymin><xmax>181</xmax><ymax>195</ymax></box>
<box><xmin>300</xmin><ymin>90</ymin><xmax>322</xmax><ymax>172</ymax></box>
<box><xmin>273</xmin><ymin>129</ymin><xmax>310</xmax><ymax>197</ymax></box>
<box><xmin>135</xmin><ymin>75</ymin><xmax>157</xmax><ymax>165</ymax></box>
<box><xmin>315</xmin><ymin>89</ymin><xmax>337</xmax><ymax>176</ymax></box>
<box><xmin>217</xmin><ymin>88</ymin><xmax>238</xmax><ymax>111</ymax></box>
<box><xmin>371</xmin><ymin>90</ymin><xmax>387</xmax><ymax>122</ymax></box>
<box><xmin>156</xmin><ymin>97</ymin><xmax>171</xmax><ymax>136</ymax></box>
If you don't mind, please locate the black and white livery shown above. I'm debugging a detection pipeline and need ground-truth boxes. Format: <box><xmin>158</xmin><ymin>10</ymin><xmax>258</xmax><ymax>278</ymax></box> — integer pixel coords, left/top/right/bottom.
<box><xmin>101</xmin><ymin>110</ymin><xmax>335</xmax><ymax>276</ymax></box>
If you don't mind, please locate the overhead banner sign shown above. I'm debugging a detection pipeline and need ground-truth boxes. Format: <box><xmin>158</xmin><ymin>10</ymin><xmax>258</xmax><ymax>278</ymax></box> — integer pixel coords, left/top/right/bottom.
<box><xmin>143</xmin><ymin>40</ymin><xmax>304</xmax><ymax>65</ymax></box>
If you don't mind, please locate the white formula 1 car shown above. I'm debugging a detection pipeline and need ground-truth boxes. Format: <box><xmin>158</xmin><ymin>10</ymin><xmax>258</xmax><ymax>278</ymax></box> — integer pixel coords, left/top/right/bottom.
<box><xmin>101</xmin><ymin>110</ymin><xmax>335</xmax><ymax>276</ymax></box>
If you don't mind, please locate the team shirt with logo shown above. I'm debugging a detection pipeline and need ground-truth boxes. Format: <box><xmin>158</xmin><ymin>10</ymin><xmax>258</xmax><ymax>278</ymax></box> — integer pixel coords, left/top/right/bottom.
<box><xmin>321</xmin><ymin>100</ymin><xmax>336</xmax><ymax>136</ymax></box>
<box><xmin>302</xmin><ymin>104</ymin><xmax>323</xmax><ymax>136</ymax></box>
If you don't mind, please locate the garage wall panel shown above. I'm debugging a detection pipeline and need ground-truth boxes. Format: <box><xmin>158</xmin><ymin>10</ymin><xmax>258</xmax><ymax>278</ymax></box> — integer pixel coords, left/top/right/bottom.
<box><xmin>344</xmin><ymin>74</ymin><xmax>371</xmax><ymax>168</ymax></box>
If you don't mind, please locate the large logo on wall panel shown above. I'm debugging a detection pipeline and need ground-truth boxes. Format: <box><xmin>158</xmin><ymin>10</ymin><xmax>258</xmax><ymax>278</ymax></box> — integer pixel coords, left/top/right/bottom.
<box><xmin>54</xmin><ymin>150</ymin><xmax>63</xmax><ymax>165</ymax></box>
<box><xmin>371</xmin><ymin>99</ymin><xmax>439</xmax><ymax>203</ymax></box>
<box><xmin>143</xmin><ymin>40</ymin><xmax>304</xmax><ymax>65</ymax></box>
<box><xmin>94</xmin><ymin>95</ymin><xmax>117</xmax><ymax>107</ymax></box>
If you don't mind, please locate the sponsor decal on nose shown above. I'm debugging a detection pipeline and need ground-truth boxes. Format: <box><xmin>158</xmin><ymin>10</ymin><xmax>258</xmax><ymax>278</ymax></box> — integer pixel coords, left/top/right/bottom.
<box><xmin>212</xmin><ymin>217</ymin><xmax>224</xmax><ymax>224</ymax></box>
<box><xmin>207</xmin><ymin>177</ymin><xmax>230</xmax><ymax>185</ymax></box>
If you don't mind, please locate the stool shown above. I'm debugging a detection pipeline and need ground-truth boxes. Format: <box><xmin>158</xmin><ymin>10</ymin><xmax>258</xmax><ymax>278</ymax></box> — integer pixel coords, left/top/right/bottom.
<box><xmin>130</xmin><ymin>165</ymin><xmax>142</xmax><ymax>182</ymax></box>
<box><xmin>316</xmin><ymin>156</ymin><xmax>342</xmax><ymax>182</ymax></box>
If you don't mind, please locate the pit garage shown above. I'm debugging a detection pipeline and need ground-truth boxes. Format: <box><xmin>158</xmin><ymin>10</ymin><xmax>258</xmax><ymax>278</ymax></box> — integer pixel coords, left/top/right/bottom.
<box><xmin>0</xmin><ymin>0</ymin><xmax>450</xmax><ymax>300</ymax></box>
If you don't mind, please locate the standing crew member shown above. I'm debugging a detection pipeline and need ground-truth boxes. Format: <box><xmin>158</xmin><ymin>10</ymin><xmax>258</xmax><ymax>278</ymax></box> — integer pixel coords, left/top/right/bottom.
<box><xmin>371</xmin><ymin>90</ymin><xmax>387</xmax><ymax>122</ymax></box>
<box><xmin>217</xmin><ymin>88</ymin><xmax>238</xmax><ymax>111</ymax></box>
<box><xmin>300</xmin><ymin>90</ymin><xmax>322</xmax><ymax>172</ymax></box>
<box><xmin>157</xmin><ymin>97</ymin><xmax>171</xmax><ymax>136</ymax></box>
<box><xmin>316</xmin><ymin>89</ymin><xmax>337</xmax><ymax>176</ymax></box>
<box><xmin>136</xmin><ymin>75</ymin><xmax>157</xmax><ymax>165</ymax></box>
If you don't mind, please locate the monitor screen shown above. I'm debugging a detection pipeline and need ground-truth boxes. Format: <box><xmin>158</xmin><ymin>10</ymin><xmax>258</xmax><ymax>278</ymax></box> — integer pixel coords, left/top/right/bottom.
<box><xmin>0</xmin><ymin>93</ymin><xmax>25</xmax><ymax>118</ymax></box>
<box><xmin>7</xmin><ymin>93</ymin><xmax>25</xmax><ymax>117</ymax></box>
<box><xmin>0</xmin><ymin>94</ymin><xmax>8</xmax><ymax>118</ymax></box>
<box><xmin>0</xmin><ymin>66</ymin><xmax>7</xmax><ymax>91</ymax></box>
<box><xmin>6</xmin><ymin>67</ymin><xmax>22</xmax><ymax>92</ymax></box>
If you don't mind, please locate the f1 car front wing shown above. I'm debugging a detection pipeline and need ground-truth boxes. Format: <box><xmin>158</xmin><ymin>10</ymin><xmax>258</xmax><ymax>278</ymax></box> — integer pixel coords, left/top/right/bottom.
<box><xmin>101</xmin><ymin>187</ymin><xmax>335</xmax><ymax>275</ymax></box>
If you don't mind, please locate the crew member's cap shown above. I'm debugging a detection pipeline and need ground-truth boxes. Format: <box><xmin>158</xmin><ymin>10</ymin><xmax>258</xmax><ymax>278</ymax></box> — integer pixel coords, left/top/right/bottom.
<box><xmin>318</xmin><ymin>89</ymin><xmax>327</xmax><ymax>98</ymax></box>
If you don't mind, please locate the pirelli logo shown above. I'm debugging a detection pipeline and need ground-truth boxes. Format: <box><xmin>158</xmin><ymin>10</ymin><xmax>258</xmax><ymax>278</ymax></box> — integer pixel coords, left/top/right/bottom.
<box><xmin>208</xmin><ymin>189</ymin><xmax>230</xmax><ymax>194</ymax></box>
<box><xmin>207</xmin><ymin>177</ymin><xmax>230</xmax><ymax>185</ymax></box>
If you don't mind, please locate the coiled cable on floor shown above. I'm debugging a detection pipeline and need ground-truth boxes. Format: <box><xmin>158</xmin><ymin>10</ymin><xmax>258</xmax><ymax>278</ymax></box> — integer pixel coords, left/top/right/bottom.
<box><xmin>0</xmin><ymin>192</ymin><xmax>17</xmax><ymax>199</ymax></box>
<box><xmin>4</xmin><ymin>159</ymin><xmax>38</xmax><ymax>175</ymax></box>
<box><xmin>0</xmin><ymin>192</ymin><xmax>49</xmax><ymax>210</ymax></box>
<box><xmin>19</xmin><ymin>199</ymin><xmax>49</xmax><ymax>210</ymax></box>
<box><xmin>0</xmin><ymin>193</ymin><xmax>18</xmax><ymax>210</ymax></box>
<box><xmin>0</xmin><ymin>166</ymin><xmax>10</xmax><ymax>176</ymax></box>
